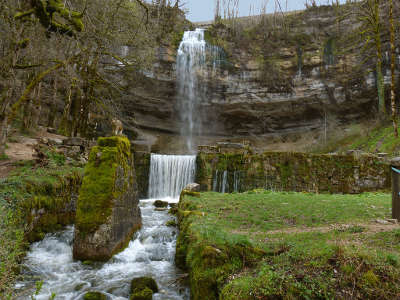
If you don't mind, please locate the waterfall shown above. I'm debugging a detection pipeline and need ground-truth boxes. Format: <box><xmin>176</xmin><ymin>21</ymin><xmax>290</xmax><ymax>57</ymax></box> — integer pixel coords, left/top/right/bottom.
<box><xmin>176</xmin><ymin>29</ymin><xmax>206</xmax><ymax>153</ymax></box>
<box><xmin>148</xmin><ymin>154</ymin><xmax>196</xmax><ymax>199</ymax></box>
<box><xmin>176</xmin><ymin>28</ymin><xmax>225</xmax><ymax>153</ymax></box>
<box><xmin>212</xmin><ymin>170</ymin><xmax>241</xmax><ymax>193</ymax></box>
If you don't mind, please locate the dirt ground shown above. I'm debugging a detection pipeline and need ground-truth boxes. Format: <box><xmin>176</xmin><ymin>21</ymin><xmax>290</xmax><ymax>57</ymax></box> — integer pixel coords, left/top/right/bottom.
<box><xmin>0</xmin><ymin>130</ymin><xmax>67</xmax><ymax>178</ymax></box>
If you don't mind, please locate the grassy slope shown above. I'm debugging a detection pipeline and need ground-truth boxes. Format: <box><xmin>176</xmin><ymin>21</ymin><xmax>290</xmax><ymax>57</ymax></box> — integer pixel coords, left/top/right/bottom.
<box><xmin>178</xmin><ymin>191</ymin><xmax>400</xmax><ymax>299</ymax></box>
<box><xmin>311</xmin><ymin>122</ymin><xmax>400</xmax><ymax>155</ymax></box>
<box><xmin>0</xmin><ymin>154</ymin><xmax>83</xmax><ymax>297</ymax></box>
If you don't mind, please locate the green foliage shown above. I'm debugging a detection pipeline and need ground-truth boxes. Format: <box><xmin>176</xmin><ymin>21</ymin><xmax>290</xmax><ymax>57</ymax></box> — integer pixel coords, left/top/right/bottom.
<box><xmin>0</xmin><ymin>208</ymin><xmax>25</xmax><ymax>297</ymax></box>
<box><xmin>45</xmin><ymin>150</ymin><xmax>66</xmax><ymax>166</ymax></box>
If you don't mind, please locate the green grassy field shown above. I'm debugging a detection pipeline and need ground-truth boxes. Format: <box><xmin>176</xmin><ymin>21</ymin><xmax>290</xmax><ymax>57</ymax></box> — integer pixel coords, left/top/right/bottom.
<box><xmin>177</xmin><ymin>190</ymin><xmax>400</xmax><ymax>300</ymax></box>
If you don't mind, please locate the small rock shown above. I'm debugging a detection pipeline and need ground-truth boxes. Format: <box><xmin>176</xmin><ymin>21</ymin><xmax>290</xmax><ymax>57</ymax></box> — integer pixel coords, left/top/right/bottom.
<box><xmin>83</xmin><ymin>291</ymin><xmax>106</xmax><ymax>300</ymax></box>
<box><xmin>48</xmin><ymin>137</ymin><xmax>63</xmax><ymax>146</ymax></box>
<box><xmin>39</xmin><ymin>137</ymin><xmax>49</xmax><ymax>145</ymax></box>
<box><xmin>183</xmin><ymin>183</ymin><xmax>200</xmax><ymax>192</ymax></box>
<box><xmin>376</xmin><ymin>219</ymin><xmax>389</xmax><ymax>225</ymax></box>
<box><xmin>387</xmin><ymin>219</ymin><xmax>398</xmax><ymax>224</ymax></box>
<box><xmin>155</xmin><ymin>207</ymin><xmax>168</xmax><ymax>211</ymax></box>
<box><xmin>153</xmin><ymin>200</ymin><xmax>169</xmax><ymax>208</ymax></box>
<box><xmin>47</xmin><ymin>127</ymin><xmax>57</xmax><ymax>134</ymax></box>
<box><xmin>63</xmin><ymin>137</ymin><xmax>85</xmax><ymax>147</ymax></box>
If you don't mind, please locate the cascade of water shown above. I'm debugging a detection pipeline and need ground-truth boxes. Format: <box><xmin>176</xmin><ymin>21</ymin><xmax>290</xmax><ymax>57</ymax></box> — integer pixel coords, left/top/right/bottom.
<box><xmin>233</xmin><ymin>171</ymin><xmax>240</xmax><ymax>193</ymax></box>
<box><xmin>221</xmin><ymin>170</ymin><xmax>228</xmax><ymax>194</ymax></box>
<box><xmin>176</xmin><ymin>29</ymin><xmax>206</xmax><ymax>153</ymax></box>
<box><xmin>212</xmin><ymin>170</ymin><xmax>219</xmax><ymax>191</ymax></box>
<box><xmin>148</xmin><ymin>154</ymin><xmax>196</xmax><ymax>199</ymax></box>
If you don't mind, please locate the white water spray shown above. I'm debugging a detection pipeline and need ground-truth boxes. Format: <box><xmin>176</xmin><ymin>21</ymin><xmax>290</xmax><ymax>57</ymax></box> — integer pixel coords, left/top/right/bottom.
<box><xmin>148</xmin><ymin>154</ymin><xmax>196</xmax><ymax>199</ymax></box>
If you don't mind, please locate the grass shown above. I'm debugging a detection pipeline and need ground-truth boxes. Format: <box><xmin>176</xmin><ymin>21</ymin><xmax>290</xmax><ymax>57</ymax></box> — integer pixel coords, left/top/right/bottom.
<box><xmin>178</xmin><ymin>190</ymin><xmax>400</xmax><ymax>300</ymax></box>
<box><xmin>186</xmin><ymin>190</ymin><xmax>391</xmax><ymax>232</ymax></box>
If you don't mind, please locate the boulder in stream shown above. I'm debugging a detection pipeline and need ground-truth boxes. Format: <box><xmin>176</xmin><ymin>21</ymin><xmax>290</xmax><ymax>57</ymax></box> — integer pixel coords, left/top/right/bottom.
<box><xmin>153</xmin><ymin>200</ymin><xmax>169</xmax><ymax>208</ymax></box>
<box><xmin>130</xmin><ymin>277</ymin><xmax>158</xmax><ymax>300</ymax></box>
<box><xmin>73</xmin><ymin>136</ymin><xmax>141</xmax><ymax>261</ymax></box>
<box><xmin>83</xmin><ymin>291</ymin><xmax>107</xmax><ymax>300</ymax></box>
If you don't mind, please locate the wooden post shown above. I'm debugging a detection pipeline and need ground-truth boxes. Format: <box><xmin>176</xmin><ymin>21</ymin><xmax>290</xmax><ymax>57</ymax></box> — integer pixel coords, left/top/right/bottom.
<box><xmin>391</xmin><ymin>157</ymin><xmax>400</xmax><ymax>220</ymax></box>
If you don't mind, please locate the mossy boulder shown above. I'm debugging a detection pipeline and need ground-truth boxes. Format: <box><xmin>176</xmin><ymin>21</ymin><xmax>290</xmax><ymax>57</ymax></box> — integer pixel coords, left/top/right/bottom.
<box><xmin>73</xmin><ymin>136</ymin><xmax>141</xmax><ymax>261</ymax></box>
<box><xmin>83</xmin><ymin>291</ymin><xmax>106</xmax><ymax>300</ymax></box>
<box><xmin>153</xmin><ymin>200</ymin><xmax>169</xmax><ymax>208</ymax></box>
<box><xmin>130</xmin><ymin>287</ymin><xmax>153</xmax><ymax>300</ymax></box>
<box><xmin>130</xmin><ymin>277</ymin><xmax>158</xmax><ymax>300</ymax></box>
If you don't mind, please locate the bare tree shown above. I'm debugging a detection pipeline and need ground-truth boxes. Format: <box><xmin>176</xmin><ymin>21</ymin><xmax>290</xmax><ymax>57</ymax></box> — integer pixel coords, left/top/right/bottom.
<box><xmin>389</xmin><ymin>0</ymin><xmax>398</xmax><ymax>136</ymax></box>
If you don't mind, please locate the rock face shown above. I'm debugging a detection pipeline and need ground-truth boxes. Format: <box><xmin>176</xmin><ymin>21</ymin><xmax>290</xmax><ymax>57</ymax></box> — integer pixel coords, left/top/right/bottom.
<box><xmin>73</xmin><ymin>136</ymin><xmax>141</xmax><ymax>261</ymax></box>
<box><xmin>120</xmin><ymin>5</ymin><xmax>399</xmax><ymax>153</ymax></box>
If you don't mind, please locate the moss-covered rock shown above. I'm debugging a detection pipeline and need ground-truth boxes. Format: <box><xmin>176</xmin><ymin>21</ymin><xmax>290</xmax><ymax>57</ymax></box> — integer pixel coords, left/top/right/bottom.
<box><xmin>166</xmin><ymin>220</ymin><xmax>177</xmax><ymax>227</ymax></box>
<box><xmin>83</xmin><ymin>291</ymin><xmax>106</xmax><ymax>300</ymax></box>
<box><xmin>73</xmin><ymin>136</ymin><xmax>141</xmax><ymax>261</ymax></box>
<box><xmin>130</xmin><ymin>287</ymin><xmax>153</xmax><ymax>300</ymax></box>
<box><xmin>153</xmin><ymin>200</ymin><xmax>169</xmax><ymax>208</ymax></box>
<box><xmin>130</xmin><ymin>277</ymin><xmax>158</xmax><ymax>300</ymax></box>
<box><xmin>130</xmin><ymin>277</ymin><xmax>158</xmax><ymax>294</ymax></box>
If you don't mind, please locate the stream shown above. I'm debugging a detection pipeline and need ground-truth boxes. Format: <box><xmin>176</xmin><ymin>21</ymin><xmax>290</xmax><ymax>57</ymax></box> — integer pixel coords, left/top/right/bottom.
<box><xmin>15</xmin><ymin>197</ymin><xmax>190</xmax><ymax>300</ymax></box>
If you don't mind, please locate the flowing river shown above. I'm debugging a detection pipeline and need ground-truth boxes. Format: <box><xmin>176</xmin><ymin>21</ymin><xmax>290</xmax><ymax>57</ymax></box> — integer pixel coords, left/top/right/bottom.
<box><xmin>15</xmin><ymin>154</ymin><xmax>196</xmax><ymax>299</ymax></box>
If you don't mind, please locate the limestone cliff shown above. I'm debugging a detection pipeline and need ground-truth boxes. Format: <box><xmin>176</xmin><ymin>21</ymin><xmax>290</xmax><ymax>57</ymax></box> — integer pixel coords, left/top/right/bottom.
<box><xmin>120</xmin><ymin>5</ymin><xmax>399</xmax><ymax>153</ymax></box>
<box><xmin>73</xmin><ymin>136</ymin><xmax>141</xmax><ymax>261</ymax></box>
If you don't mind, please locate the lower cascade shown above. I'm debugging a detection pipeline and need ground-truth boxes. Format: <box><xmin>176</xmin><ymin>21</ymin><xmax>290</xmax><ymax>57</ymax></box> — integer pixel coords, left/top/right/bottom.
<box><xmin>14</xmin><ymin>154</ymin><xmax>194</xmax><ymax>299</ymax></box>
<box><xmin>149</xmin><ymin>154</ymin><xmax>196</xmax><ymax>199</ymax></box>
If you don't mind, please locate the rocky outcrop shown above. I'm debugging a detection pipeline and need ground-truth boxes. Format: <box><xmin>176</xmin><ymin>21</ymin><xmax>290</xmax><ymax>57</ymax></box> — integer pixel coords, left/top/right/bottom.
<box><xmin>73</xmin><ymin>136</ymin><xmax>141</xmax><ymax>261</ymax></box>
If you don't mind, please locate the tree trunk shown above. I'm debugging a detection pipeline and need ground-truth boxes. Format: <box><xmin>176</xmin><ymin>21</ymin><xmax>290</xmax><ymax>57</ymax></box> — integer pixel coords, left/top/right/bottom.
<box><xmin>31</xmin><ymin>82</ymin><xmax>42</xmax><ymax>130</ymax></box>
<box><xmin>374</xmin><ymin>0</ymin><xmax>385</xmax><ymax>115</ymax></box>
<box><xmin>389</xmin><ymin>0</ymin><xmax>398</xmax><ymax>137</ymax></box>
<box><xmin>47</xmin><ymin>79</ymin><xmax>57</xmax><ymax>128</ymax></box>
<box><xmin>0</xmin><ymin>94</ymin><xmax>10</xmax><ymax>157</ymax></box>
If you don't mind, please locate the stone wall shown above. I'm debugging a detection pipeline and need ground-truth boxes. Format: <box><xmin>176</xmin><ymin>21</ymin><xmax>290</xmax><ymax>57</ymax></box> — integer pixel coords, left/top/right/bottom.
<box><xmin>196</xmin><ymin>152</ymin><xmax>390</xmax><ymax>194</ymax></box>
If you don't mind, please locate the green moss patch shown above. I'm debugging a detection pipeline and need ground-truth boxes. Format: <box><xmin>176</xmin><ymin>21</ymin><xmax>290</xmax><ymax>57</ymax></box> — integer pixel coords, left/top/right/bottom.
<box><xmin>0</xmin><ymin>152</ymin><xmax>84</xmax><ymax>295</ymax></box>
<box><xmin>83</xmin><ymin>291</ymin><xmax>106</xmax><ymax>300</ymax></box>
<box><xmin>75</xmin><ymin>136</ymin><xmax>131</xmax><ymax>235</ymax></box>
<box><xmin>130</xmin><ymin>277</ymin><xmax>158</xmax><ymax>300</ymax></box>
